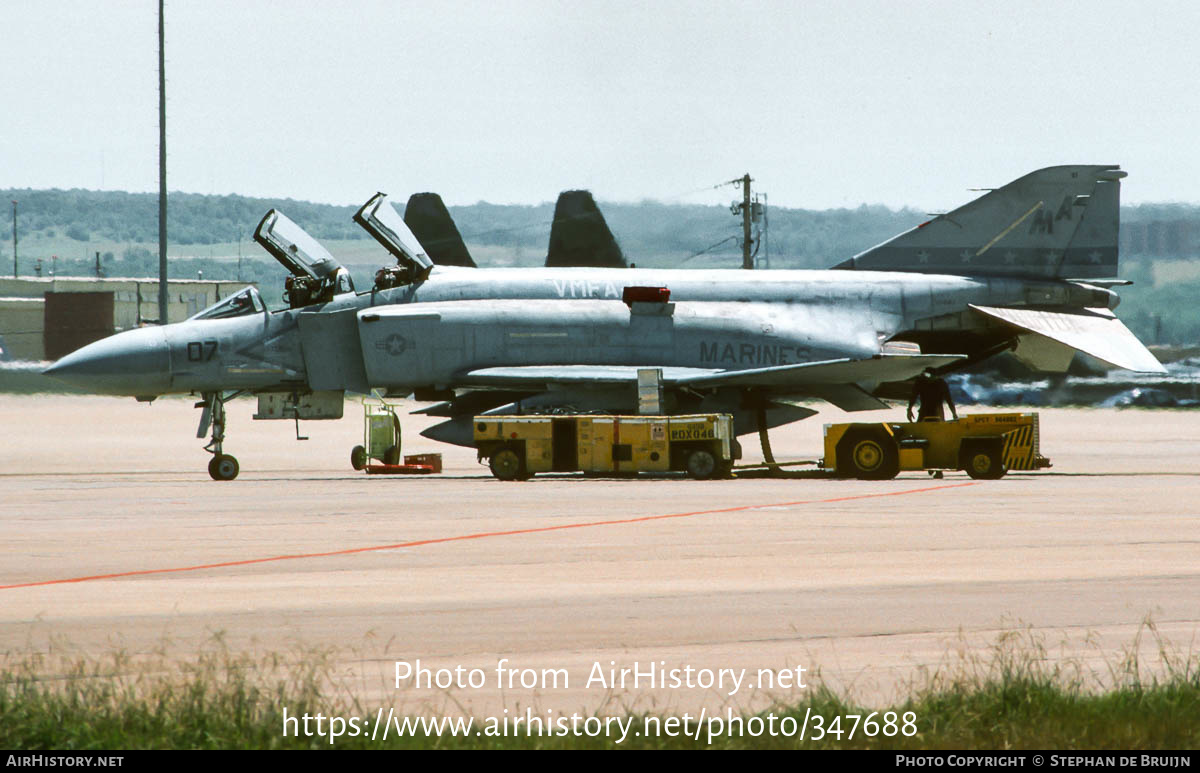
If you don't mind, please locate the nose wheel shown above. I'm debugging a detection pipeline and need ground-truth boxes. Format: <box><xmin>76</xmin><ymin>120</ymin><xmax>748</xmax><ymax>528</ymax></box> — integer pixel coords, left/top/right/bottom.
<box><xmin>197</xmin><ymin>391</ymin><xmax>243</xmax><ymax>480</ymax></box>
<box><xmin>208</xmin><ymin>454</ymin><xmax>240</xmax><ymax>481</ymax></box>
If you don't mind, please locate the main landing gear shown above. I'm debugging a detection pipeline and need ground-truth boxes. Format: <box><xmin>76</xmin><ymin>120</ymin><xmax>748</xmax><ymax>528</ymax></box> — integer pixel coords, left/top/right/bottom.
<box><xmin>197</xmin><ymin>391</ymin><xmax>243</xmax><ymax>481</ymax></box>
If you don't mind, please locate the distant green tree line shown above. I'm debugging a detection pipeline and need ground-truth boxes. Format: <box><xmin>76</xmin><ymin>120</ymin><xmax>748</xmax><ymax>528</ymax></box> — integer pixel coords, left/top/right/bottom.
<box><xmin>3</xmin><ymin>188</ymin><xmax>1198</xmax><ymax>265</ymax></box>
<box><xmin>0</xmin><ymin>189</ymin><xmax>362</xmax><ymax>246</ymax></box>
<box><xmin>3</xmin><ymin>188</ymin><xmax>1198</xmax><ymax>344</ymax></box>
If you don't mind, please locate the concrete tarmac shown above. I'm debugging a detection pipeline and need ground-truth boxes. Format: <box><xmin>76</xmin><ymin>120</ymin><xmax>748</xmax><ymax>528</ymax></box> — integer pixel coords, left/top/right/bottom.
<box><xmin>1</xmin><ymin>394</ymin><xmax>1197</xmax><ymax>720</ymax></box>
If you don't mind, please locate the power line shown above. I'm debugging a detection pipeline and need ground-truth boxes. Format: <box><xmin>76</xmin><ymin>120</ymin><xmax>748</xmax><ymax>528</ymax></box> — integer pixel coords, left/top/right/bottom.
<box><xmin>460</xmin><ymin>219</ymin><xmax>552</xmax><ymax>240</ymax></box>
<box><xmin>460</xmin><ymin>209</ymin><xmax>618</xmax><ymax>242</ymax></box>
<box><xmin>679</xmin><ymin>235</ymin><xmax>739</xmax><ymax>263</ymax></box>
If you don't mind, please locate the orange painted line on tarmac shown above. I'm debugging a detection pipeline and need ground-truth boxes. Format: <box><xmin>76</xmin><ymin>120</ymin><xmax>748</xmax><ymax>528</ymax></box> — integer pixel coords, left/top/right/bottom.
<box><xmin>1</xmin><ymin>481</ymin><xmax>977</xmax><ymax>590</ymax></box>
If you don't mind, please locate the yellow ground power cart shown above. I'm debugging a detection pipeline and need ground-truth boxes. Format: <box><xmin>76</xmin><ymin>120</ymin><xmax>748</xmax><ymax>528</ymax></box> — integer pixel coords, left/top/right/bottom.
<box><xmin>350</xmin><ymin>400</ymin><xmax>441</xmax><ymax>475</ymax></box>
<box><xmin>822</xmin><ymin>413</ymin><xmax>1051</xmax><ymax>480</ymax></box>
<box><xmin>474</xmin><ymin>413</ymin><xmax>737</xmax><ymax>480</ymax></box>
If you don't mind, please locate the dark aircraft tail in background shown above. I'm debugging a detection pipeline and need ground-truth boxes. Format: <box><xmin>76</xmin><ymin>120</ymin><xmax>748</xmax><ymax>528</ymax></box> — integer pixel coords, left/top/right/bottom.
<box><xmin>546</xmin><ymin>190</ymin><xmax>626</xmax><ymax>269</ymax></box>
<box><xmin>403</xmin><ymin>192</ymin><xmax>477</xmax><ymax>268</ymax></box>
<box><xmin>402</xmin><ymin>189</ymin><xmax>627</xmax><ymax>269</ymax></box>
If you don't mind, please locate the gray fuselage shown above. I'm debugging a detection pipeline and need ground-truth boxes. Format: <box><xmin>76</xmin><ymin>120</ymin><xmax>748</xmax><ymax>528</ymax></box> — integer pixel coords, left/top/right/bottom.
<box><xmin>45</xmin><ymin>265</ymin><xmax>1110</xmax><ymax>399</ymax></box>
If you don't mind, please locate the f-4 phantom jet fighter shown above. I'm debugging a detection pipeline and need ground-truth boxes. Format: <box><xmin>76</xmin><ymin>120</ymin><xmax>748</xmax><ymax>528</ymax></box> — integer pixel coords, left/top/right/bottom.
<box><xmin>45</xmin><ymin>166</ymin><xmax>1163</xmax><ymax>479</ymax></box>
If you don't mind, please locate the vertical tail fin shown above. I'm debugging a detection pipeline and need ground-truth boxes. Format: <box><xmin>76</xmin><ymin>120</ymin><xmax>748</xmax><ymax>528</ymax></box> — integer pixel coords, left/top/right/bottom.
<box><xmin>546</xmin><ymin>190</ymin><xmax>627</xmax><ymax>268</ymax></box>
<box><xmin>403</xmin><ymin>193</ymin><xmax>476</xmax><ymax>268</ymax></box>
<box><xmin>835</xmin><ymin>165</ymin><xmax>1126</xmax><ymax>279</ymax></box>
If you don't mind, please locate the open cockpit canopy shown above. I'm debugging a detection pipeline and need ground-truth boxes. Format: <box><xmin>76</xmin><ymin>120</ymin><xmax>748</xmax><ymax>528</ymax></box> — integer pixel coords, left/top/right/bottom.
<box><xmin>254</xmin><ymin>210</ymin><xmax>354</xmax><ymax>308</ymax></box>
<box><xmin>354</xmin><ymin>192</ymin><xmax>434</xmax><ymax>276</ymax></box>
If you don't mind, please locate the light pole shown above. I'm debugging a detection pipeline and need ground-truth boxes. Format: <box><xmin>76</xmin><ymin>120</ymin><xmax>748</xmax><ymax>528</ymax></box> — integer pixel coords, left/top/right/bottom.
<box><xmin>158</xmin><ymin>0</ymin><xmax>168</xmax><ymax>324</ymax></box>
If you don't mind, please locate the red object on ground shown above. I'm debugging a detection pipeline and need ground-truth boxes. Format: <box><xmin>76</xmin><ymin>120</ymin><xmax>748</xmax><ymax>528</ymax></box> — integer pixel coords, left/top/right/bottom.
<box><xmin>404</xmin><ymin>453</ymin><xmax>443</xmax><ymax>473</ymax></box>
<box><xmin>364</xmin><ymin>463</ymin><xmax>436</xmax><ymax>475</ymax></box>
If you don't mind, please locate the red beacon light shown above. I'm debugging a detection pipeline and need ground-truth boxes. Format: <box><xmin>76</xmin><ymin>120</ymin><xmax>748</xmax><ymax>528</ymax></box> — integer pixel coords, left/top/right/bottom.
<box><xmin>622</xmin><ymin>286</ymin><xmax>671</xmax><ymax>306</ymax></box>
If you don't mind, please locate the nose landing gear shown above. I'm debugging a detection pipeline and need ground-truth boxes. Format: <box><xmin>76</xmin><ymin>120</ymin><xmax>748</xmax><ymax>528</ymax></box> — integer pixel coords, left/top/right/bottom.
<box><xmin>197</xmin><ymin>391</ymin><xmax>243</xmax><ymax>480</ymax></box>
<box><xmin>207</xmin><ymin>453</ymin><xmax>239</xmax><ymax>481</ymax></box>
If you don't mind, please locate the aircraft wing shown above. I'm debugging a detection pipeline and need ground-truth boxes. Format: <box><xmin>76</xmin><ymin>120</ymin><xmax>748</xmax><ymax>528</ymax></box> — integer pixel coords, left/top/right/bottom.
<box><xmin>459</xmin><ymin>365</ymin><xmax>717</xmax><ymax>387</ymax></box>
<box><xmin>458</xmin><ymin>354</ymin><xmax>965</xmax><ymax>406</ymax></box>
<box><xmin>670</xmin><ymin>354</ymin><xmax>965</xmax><ymax>388</ymax></box>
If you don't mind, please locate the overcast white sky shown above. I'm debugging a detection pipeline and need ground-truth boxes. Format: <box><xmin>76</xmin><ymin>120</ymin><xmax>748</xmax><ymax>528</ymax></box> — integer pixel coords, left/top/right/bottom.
<box><xmin>3</xmin><ymin>0</ymin><xmax>1198</xmax><ymax>210</ymax></box>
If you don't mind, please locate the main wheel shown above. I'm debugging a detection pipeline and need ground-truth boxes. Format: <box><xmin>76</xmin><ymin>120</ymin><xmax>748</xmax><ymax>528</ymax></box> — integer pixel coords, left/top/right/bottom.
<box><xmin>350</xmin><ymin>445</ymin><xmax>367</xmax><ymax>471</ymax></box>
<box><xmin>835</xmin><ymin>426</ymin><xmax>899</xmax><ymax>480</ymax></box>
<box><xmin>489</xmin><ymin>447</ymin><xmax>525</xmax><ymax>481</ymax></box>
<box><xmin>208</xmin><ymin>454</ymin><xmax>239</xmax><ymax>481</ymax></box>
<box><xmin>685</xmin><ymin>449</ymin><xmax>717</xmax><ymax>480</ymax></box>
<box><xmin>961</xmin><ymin>440</ymin><xmax>1006</xmax><ymax>480</ymax></box>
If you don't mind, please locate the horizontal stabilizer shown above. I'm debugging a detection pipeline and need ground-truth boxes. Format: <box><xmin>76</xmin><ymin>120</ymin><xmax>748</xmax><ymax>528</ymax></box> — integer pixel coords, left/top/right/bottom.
<box><xmin>970</xmin><ymin>305</ymin><xmax>1165</xmax><ymax>373</ymax></box>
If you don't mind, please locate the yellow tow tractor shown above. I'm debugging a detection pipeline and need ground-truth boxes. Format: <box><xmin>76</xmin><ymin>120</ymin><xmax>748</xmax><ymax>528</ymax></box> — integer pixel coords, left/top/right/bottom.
<box><xmin>473</xmin><ymin>413</ymin><xmax>737</xmax><ymax>480</ymax></box>
<box><xmin>822</xmin><ymin>413</ymin><xmax>1051</xmax><ymax>480</ymax></box>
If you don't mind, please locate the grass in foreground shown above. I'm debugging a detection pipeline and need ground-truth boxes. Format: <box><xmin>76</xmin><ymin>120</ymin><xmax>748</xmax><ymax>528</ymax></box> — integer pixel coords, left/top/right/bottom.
<box><xmin>3</xmin><ymin>624</ymin><xmax>1199</xmax><ymax>749</ymax></box>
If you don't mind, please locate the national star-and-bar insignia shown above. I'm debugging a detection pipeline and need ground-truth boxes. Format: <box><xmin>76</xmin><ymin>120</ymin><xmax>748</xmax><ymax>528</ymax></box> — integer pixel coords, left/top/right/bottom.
<box><xmin>376</xmin><ymin>333</ymin><xmax>410</xmax><ymax>356</ymax></box>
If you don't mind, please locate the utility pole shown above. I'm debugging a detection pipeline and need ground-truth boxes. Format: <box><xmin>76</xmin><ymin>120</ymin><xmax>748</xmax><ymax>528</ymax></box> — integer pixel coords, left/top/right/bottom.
<box><xmin>758</xmin><ymin>192</ymin><xmax>769</xmax><ymax>270</ymax></box>
<box><xmin>11</xmin><ymin>200</ymin><xmax>17</xmax><ymax>278</ymax></box>
<box><xmin>723</xmin><ymin>174</ymin><xmax>755</xmax><ymax>268</ymax></box>
<box><xmin>157</xmin><ymin>0</ymin><xmax>168</xmax><ymax>324</ymax></box>
<box><xmin>740</xmin><ymin>174</ymin><xmax>753</xmax><ymax>269</ymax></box>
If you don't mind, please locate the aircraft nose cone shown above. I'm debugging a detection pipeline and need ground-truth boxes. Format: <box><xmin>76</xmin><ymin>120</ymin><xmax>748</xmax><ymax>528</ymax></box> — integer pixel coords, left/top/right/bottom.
<box><xmin>43</xmin><ymin>326</ymin><xmax>171</xmax><ymax>396</ymax></box>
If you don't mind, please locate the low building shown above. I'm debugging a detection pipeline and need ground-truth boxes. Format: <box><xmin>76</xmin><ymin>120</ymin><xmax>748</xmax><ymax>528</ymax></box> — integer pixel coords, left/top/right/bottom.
<box><xmin>0</xmin><ymin>277</ymin><xmax>257</xmax><ymax>361</ymax></box>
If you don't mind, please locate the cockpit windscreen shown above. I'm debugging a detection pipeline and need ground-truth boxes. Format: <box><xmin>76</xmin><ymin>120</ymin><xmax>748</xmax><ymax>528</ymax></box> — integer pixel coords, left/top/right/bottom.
<box><xmin>191</xmin><ymin>287</ymin><xmax>266</xmax><ymax>320</ymax></box>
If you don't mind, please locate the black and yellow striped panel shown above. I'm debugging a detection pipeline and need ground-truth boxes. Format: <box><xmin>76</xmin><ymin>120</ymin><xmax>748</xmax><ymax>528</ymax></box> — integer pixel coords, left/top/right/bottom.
<box><xmin>1001</xmin><ymin>423</ymin><xmax>1037</xmax><ymax>470</ymax></box>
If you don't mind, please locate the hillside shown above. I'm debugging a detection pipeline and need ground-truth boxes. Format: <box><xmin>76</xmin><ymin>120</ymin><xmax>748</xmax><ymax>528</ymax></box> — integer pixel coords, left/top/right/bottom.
<box><xmin>2</xmin><ymin>188</ymin><xmax>1198</xmax><ymax>344</ymax></box>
